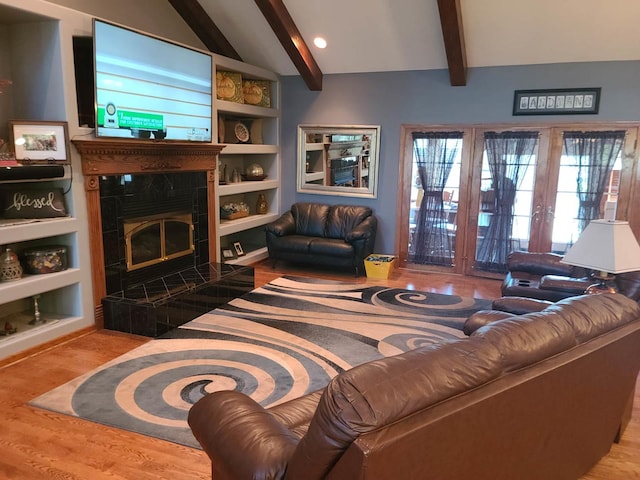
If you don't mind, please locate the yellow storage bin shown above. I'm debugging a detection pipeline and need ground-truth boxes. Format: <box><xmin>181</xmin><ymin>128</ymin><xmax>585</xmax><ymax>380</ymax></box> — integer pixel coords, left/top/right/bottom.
<box><xmin>364</xmin><ymin>254</ymin><xmax>397</xmax><ymax>279</ymax></box>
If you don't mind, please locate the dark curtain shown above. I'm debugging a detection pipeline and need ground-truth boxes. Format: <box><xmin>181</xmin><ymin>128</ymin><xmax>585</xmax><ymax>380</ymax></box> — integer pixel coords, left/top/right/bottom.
<box><xmin>563</xmin><ymin>131</ymin><xmax>625</xmax><ymax>233</ymax></box>
<box><xmin>475</xmin><ymin>131</ymin><xmax>538</xmax><ymax>273</ymax></box>
<box><xmin>410</xmin><ymin>132</ymin><xmax>462</xmax><ymax>266</ymax></box>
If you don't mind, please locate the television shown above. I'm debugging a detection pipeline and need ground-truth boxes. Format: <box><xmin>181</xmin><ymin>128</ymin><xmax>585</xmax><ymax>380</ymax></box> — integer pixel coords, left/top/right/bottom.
<box><xmin>93</xmin><ymin>19</ymin><xmax>212</xmax><ymax>142</ymax></box>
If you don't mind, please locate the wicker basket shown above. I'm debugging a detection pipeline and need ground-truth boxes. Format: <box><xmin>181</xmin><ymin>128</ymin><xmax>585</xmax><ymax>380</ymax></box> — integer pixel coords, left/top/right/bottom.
<box><xmin>221</xmin><ymin>210</ymin><xmax>249</xmax><ymax>220</ymax></box>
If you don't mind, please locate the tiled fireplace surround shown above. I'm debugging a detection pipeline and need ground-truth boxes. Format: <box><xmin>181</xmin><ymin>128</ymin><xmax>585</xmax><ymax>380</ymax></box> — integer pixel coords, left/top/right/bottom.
<box><xmin>73</xmin><ymin>139</ymin><xmax>229</xmax><ymax>328</ymax></box>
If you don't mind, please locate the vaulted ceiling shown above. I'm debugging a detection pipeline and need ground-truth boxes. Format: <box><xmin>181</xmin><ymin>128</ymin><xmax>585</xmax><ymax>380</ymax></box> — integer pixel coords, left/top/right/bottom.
<box><xmin>170</xmin><ymin>0</ymin><xmax>640</xmax><ymax>91</ymax></box>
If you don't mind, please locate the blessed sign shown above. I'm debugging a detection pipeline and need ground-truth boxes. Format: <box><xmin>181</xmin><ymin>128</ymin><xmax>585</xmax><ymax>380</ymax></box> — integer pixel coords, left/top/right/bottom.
<box><xmin>1</xmin><ymin>188</ymin><xmax>68</xmax><ymax>218</ymax></box>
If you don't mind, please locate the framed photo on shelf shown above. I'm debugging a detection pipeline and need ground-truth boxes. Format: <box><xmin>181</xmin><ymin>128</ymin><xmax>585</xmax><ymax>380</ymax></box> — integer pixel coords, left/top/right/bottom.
<box><xmin>8</xmin><ymin>120</ymin><xmax>70</xmax><ymax>163</ymax></box>
<box><xmin>221</xmin><ymin>247</ymin><xmax>236</xmax><ymax>260</ymax></box>
<box><xmin>233</xmin><ymin>241</ymin><xmax>245</xmax><ymax>257</ymax></box>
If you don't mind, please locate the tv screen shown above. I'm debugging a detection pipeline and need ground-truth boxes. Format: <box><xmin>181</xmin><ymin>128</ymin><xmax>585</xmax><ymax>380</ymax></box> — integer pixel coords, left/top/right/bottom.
<box><xmin>93</xmin><ymin>19</ymin><xmax>212</xmax><ymax>142</ymax></box>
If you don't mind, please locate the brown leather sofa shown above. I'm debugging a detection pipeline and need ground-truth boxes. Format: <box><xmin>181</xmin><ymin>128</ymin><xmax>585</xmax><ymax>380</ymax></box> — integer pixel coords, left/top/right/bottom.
<box><xmin>265</xmin><ymin>202</ymin><xmax>377</xmax><ymax>276</ymax></box>
<box><xmin>188</xmin><ymin>294</ymin><xmax>640</xmax><ymax>480</ymax></box>
<box><xmin>502</xmin><ymin>251</ymin><xmax>640</xmax><ymax>301</ymax></box>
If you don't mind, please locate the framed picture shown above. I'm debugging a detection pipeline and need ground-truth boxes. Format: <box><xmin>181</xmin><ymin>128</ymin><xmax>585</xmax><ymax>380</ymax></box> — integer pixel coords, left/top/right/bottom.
<box><xmin>233</xmin><ymin>241</ymin><xmax>245</xmax><ymax>257</ymax></box>
<box><xmin>512</xmin><ymin>88</ymin><xmax>601</xmax><ymax>116</ymax></box>
<box><xmin>221</xmin><ymin>247</ymin><xmax>236</xmax><ymax>260</ymax></box>
<box><xmin>8</xmin><ymin>121</ymin><xmax>70</xmax><ymax>163</ymax></box>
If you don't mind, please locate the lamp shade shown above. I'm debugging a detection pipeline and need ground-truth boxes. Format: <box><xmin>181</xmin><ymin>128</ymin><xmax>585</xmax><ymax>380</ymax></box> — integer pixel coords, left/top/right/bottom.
<box><xmin>561</xmin><ymin>220</ymin><xmax>640</xmax><ymax>273</ymax></box>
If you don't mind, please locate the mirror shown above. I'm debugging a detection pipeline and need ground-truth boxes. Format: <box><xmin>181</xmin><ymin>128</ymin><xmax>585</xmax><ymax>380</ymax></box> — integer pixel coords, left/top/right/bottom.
<box><xmin>297</xmin><ymin>125</ymin><xmax>380</xmax><ymax>198</ymax></box>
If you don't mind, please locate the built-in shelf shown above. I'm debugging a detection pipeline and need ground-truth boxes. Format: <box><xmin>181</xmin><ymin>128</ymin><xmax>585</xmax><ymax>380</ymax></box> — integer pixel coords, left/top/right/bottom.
<box><xmin>219</xmin><ymin>213</ymin><xmax>279</xmax><ymax>236</ymax></box>
<box><xmin>225</xmin><ymin>246</ymin><xmax>268</xmax><ymax>265</ymax></box>
<box><xmin>0</xmin><ymin>268</ymin><xmax>81</xmax><ymax>299</ymax></box>
<box><xmin>219</xmin><ymin>179</ymin><xmax>278</xmax><ymax>195</ymax></box>
<box><xmin>216</xmin><ymin>100</ymin><xmax>279</xmax><ymax>118</ymax></box>
<box><xmin>0</xmin><ymin>217</ymin><xmax>79</xmax><ymax>244</ymax></box>
<box><xmin>213</xmin><ymin>54</ymin><xmax>280</xmax><ymax>264</ymax></box>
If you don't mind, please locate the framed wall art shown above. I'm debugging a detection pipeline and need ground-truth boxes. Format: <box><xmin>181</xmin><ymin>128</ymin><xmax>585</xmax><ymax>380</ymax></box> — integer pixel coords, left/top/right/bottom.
<box><xmin>8</xmin><ymin>120</ymin><xmax>70</xmax><ymax>163</ymax></box>
<box><xmin>513</xmin><ymin>88</ymin><xmax>601</xmax><ymax>116</ymax></box>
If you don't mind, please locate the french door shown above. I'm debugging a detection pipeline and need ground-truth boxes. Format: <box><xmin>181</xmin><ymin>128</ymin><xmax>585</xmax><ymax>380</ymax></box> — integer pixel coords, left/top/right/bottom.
<box><xmin>398</xmin><ymin>124</ymin><xmax>638</xmax><ymax>279</ymax></box>
<box><xmin>529</xmin><ymin>127</ymin><xmax>635</xmax><ymax>255</ymax></box>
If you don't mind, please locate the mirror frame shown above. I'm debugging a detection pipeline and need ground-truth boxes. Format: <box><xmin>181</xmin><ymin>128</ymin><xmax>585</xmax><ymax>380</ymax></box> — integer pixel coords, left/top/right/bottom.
<box><xmin>297</xmin><ymin>124</ymin><xmax>380</xmax><ymax>198</ymax></box>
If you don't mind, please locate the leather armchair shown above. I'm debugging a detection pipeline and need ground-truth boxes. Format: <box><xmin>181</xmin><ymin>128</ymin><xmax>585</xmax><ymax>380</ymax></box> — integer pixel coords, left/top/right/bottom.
<box><xmin>502</xmin><ymin>251</ymin><xmax>592</xmax><ymax>301</ymax></box>
<box><xmin>502</xmin><ymin>251</ymin><xmax>640</xmax><ymax>302</ymax></box>
<box><xmin>266</xmin><ymin>202</ymin><xmax>377</xmax><ymax>275</ymax></box>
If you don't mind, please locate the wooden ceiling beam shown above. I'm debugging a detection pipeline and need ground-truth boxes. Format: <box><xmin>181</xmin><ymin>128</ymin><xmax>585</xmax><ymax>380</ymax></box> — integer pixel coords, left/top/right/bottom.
<box><xmin>168</xmin><ymin>0</ymin><xmax>242</xmax><ymax>61</ymax></box>
<box><xmin>437</xmin><ymin>0</ymin><xmax>467</xmax><ymax>86</ymax></box>
<box><xmin>254</xmin><ymin>0</ymin><xmax>323</xmax><ymax>91</ymax></box>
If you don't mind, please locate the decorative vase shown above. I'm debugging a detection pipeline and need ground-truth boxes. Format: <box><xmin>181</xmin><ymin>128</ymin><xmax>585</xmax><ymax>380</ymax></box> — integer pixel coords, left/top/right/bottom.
<box><xmin>256</xmin><ymin>193</ymin><xmax>268</xmax><ymax>214</ymax></box>
<box><xmin>0</xmin><ymin>248</ymin><xmax>23</xmax><ymax>282</ymax></box>
<box><xmin>219</xmin><ymin>163</ymin><xmax>227</xmax><ymax>184</ymax></box>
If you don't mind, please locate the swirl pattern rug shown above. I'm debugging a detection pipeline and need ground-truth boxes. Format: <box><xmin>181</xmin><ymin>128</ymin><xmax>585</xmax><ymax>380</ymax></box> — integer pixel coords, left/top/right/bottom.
<box><xmin>31</xmin><ymin>276</ymin><xmax>491</xmax><ymax>448</ymax></box>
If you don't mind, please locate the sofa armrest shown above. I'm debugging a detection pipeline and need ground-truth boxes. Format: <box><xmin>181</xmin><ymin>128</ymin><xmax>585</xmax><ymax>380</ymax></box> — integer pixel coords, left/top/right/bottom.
<box><xmin>188</xmin><ymin>391</ymin><xmax>299</xmax><ymax>479</ymax></box>
<box><xmin>492</xmin><ymin>296</ymin><xmax>553</xmax><ymax>315</ymax></box>
<box><xmin>463</xmin><ymin>310</ymin><xmax>513</xmax><ymax>335</ymax></box>
<box><xmin>539</xmin><ymin>275</ymin><xmax>590</xmax><ymax>293</ymax></box>
<box><xmin>345</xmin><ymin>215</ymin><xmax>377</xmax><ymax>243</ymax></box>
<box><xmin>265</xmin><ymin>211</ymin><xmax>296</xmax><ymax>237</ymax></box>
<box><xmin>507</xmin><ymin>251</ymin><xmax>574</xmax><ymax>276</ymax></box>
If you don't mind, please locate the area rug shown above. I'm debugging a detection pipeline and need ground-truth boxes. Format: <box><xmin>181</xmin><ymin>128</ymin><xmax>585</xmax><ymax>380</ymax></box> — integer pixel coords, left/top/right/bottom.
<box><xmin>31</xmin><ymin>275</ymin><xmax>491</xmax><ymax>448</ymax></box>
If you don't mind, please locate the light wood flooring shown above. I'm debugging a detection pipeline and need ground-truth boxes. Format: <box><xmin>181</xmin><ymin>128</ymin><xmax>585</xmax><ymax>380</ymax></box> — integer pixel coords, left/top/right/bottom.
<box><xmin>0</xmin><ymin>260</ymin><xmax>638</xmax><ymax>479</ymax></box>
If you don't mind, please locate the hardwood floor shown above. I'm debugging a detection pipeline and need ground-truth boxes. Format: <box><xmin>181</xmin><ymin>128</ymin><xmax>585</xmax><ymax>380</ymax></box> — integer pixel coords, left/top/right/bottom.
<box><xmin>0</xmin><ymin>260</ymin><xmax>637</xmax><ymax>479</ymax></box>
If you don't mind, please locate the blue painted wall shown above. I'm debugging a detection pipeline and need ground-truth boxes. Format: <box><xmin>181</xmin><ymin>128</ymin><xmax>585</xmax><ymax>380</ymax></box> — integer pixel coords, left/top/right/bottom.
<box><xmin>281</xmin><ymin>61</ymin><xmax>640</xmax><ymax>254</ymax></box>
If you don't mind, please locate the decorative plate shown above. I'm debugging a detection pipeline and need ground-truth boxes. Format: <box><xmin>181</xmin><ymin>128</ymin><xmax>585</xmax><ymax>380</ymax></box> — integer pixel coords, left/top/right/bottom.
<box><xmin>234</xmin><ymin>122</ymin><xmax>250</xmax><ymax>143</ymax></box>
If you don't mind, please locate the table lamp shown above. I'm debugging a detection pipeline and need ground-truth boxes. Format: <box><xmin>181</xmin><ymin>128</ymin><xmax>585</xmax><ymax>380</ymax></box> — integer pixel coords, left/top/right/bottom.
<box><xmin>560</xmin><ymin>219</ymin><xmax>640</xmax><ymax>294</ymax></box>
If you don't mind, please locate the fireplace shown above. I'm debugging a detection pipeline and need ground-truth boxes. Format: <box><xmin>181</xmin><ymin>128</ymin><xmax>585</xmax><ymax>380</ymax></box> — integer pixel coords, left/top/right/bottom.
<box><xmin>124</xmin><ymin>212</ymin><xmax>194</xmax><ymax>271</ymax></box>
<box><xmin>73</xmin><ymin>139</ymin><xmax>225</xmax><ymax>327</ymax></box>
<box><xmin>100</xmin><ymin>171</ymin><xmax>208</xmax><ymax>294</ymax></box>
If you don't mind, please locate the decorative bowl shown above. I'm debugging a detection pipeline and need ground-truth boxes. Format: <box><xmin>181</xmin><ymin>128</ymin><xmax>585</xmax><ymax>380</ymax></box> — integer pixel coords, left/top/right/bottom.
<box><xmin>23</xmin><ymin>245</ymin><xmax>68</xmax><ymax>274</ymax></box>
<box><xmin>242</xmin><ymin>174</ymin><xmax>268</xmax><ymax>181</ymax></box>
<box><xmin>245</xmin><ymin>163</ymin><xmax>264</xmax><ymax>177</ymax></box>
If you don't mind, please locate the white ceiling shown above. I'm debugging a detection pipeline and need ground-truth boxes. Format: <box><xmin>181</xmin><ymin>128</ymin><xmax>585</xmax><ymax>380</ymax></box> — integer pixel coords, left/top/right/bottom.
<box><xmin>197</xmin><ymin>0</ymin><xmax>640</xmax><ymax>76</ymax></box>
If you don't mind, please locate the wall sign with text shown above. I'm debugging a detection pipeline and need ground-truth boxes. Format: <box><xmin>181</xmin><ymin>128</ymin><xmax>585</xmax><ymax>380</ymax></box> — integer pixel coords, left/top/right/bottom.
<box><xmin>513</xmin><ymin>88</ymin><xmax>601</xmax><ymax>116</ymax></box>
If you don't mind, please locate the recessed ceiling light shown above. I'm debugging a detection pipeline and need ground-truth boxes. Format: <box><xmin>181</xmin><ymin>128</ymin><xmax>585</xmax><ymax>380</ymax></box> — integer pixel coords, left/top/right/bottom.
<box><xmin>313</xmin><ymin>37</ymin><xmax>327</xmax><ymax>49</ymax></box>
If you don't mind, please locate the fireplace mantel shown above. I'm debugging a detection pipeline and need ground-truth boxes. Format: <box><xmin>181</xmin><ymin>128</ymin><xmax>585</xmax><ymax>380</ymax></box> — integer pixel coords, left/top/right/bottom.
<box><xmin>73</xmin><ymin>138</ymin><xmax>225</xmax><ymax>328</ymax></box>
<box><xmin>72</xmin><ymin>138</ymin><xmax>225</xmax><ymax>175</ymax></box>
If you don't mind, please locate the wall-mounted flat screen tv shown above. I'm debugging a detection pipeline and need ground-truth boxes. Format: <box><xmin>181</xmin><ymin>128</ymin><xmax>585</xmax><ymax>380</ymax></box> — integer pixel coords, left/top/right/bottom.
<box><xmin>93</xmin><ymin>19</ymin><xmax>212</xmax><ymax>142</ymax></box>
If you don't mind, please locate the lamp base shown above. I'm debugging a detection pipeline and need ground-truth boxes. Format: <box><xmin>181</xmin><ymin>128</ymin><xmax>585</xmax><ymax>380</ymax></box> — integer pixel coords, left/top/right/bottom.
<box><xmin>585</xmin><ymin>274</ymin><xmax>618</xmax><ymax>295</ymax></box>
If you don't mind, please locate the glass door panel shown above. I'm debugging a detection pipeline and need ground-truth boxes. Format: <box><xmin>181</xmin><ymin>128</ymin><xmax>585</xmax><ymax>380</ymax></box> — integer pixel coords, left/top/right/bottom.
<box><xmin>472</xmin><ymin>131</ymin><xmax>540</xmax><ymax>274</ymax></box>
<box><xmin>546</xmin><ymin>130</ymin><xmax>626</xmax><ymax>255</ymax></box>
<box><xmin>404</xmin><ymin>131</ymin><xmax>466</xmax><ymax>271</ymax></box>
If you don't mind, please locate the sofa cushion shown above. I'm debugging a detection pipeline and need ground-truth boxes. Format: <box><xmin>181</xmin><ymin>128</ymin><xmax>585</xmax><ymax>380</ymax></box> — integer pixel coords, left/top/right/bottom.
<box><xmin>325</xmin><ymin>205</ymin><xmax>372</xmax><ymax>239</ymax></box>
<box><xmin>270</xmin><ymin>235</ymin><xmax>313</xmax><ymax>254</ymax></box>
<box><xmin>546</xmin><ymin>293</ymin><xmax>640</xmax><ymax>343</ymax></box>
<box><xmin>292</xmin><ymin>202</ymin><xmax>330</xmax><ymax>237</ymax></box>
<box><xmin>472</xmin><ymin>312</ymin><xmax>577</xmax><ymax>372</ymax></box>
<box><xmin>308</xmin><ymin>238</ymin><xmax>353</xmax><ymax>257</ymax></box>
<box><xmin>285</xmin><ymin>337</ymin><xmax>503</xmax><ymax>479</ymax></box>
<box><xmin>268</xmin><ymin>390</ymin><xmax>323</xmax><ymax>439</ymax></box>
